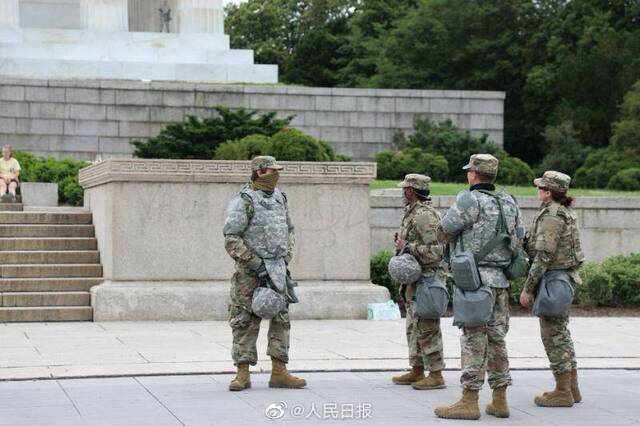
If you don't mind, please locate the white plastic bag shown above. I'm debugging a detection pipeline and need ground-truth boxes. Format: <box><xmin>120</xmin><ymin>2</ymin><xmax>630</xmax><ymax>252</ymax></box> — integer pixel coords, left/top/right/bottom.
<box><xmin>367</xmin><ymin>300</ymin><xmax>401</xmax><ymax>321</ymax></box>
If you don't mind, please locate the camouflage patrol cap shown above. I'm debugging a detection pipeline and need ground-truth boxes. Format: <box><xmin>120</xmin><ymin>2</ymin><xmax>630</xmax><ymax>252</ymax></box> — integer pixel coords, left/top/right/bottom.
<box><xmin>534</xmin><ymin>170</ymin><xmax>571</xmax><ymax>192</ymax></box>
<box><xmin>462</xmin><ymin>154</ymin><xmax>499</xmax><ymax>176</ymax></box>
<box><xmin>251</xmin><ymin>156</ymin><xmax>284</xmax><ymax>171</ymax></box>
<box><xmin>397</xmin><ymin>174</ymin><xmax>431</xmax><ymax>191</ymax></box>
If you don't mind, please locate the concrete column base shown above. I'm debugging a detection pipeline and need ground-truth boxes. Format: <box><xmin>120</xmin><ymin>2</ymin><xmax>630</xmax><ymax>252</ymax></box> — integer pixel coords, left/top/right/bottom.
<box><xmin>91</xmin><ymin>280</ymin><xmax>390</xmax><ymax>321</ymax></box>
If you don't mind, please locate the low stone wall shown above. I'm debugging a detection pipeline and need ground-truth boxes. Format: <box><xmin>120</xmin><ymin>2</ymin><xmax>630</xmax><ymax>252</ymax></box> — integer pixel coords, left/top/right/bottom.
<box><xmin>79</xmin><ymin>159</ymin><xmax>388</xmax><ymax>320</ymax></box>
<box><xmin>371</xmin><ymin>189</ymin><xmax>640</xmax><ymax>263</ymax></box>
<box><xmin>0</xmin><ymin>77</ymin><xmax>505</xmax><ymax>161</ymax></box>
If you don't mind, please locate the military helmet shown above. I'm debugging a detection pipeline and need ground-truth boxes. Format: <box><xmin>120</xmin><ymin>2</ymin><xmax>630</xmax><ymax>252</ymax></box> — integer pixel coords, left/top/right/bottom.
<box><xmin>251</xmin><ymin>155</ymin><xmax>284</xmax><ymax>171</ymax></box>
<box><xmin>388</xmin><ymin>253</ymin><xmax>422</xmax><ymax>285</ymax></box>
<box><xmin>252</xmin><ymin>287</ymin><xmax>287</xmax><ymax>319</ymax></box>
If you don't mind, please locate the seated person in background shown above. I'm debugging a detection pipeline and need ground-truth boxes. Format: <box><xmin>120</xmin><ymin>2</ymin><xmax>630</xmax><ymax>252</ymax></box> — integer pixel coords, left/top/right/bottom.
<box><xmin>0</xmin><ymin>145</ymin><xmax>21</xmax><ymax>203</ymax></box>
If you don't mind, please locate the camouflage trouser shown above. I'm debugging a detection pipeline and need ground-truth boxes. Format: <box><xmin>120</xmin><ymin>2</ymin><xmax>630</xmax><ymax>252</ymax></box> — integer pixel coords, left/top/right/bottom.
<box><xmin>228</xmin><ymin>266</ymin><xmax>290</xmax><ymax>366</ymax></box>
<box><xmin>460</xmin><ymin>287</ymin><xmax>512</xmax><ymax>390</ymax></box>
<box><xmin>540</xmin><ymin>315</ymin><xmax>577</xmax><ymax>375</ymax></box>
<box><xmin>405</xmin><ymin>301</ymin><xmax>445</xmax><ymax>372</ymax></box>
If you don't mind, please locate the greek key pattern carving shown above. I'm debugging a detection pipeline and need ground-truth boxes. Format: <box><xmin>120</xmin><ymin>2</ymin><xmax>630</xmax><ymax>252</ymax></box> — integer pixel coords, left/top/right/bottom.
<box><xmin>79</xmin><ymin>159</ymin><xmax>376</xmax><ymax>188</ymax></box>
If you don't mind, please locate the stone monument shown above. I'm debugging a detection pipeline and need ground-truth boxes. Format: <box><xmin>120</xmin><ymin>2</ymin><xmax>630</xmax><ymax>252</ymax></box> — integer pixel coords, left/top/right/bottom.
<box><xmin>0</xmin><ymin>0</ymin><xmax>277</xmax><ymax>83</ymax></box>
<box><xmin>79</xmin><ymin>159</ymin><xmax>390</xmax><ymax>320</ymax></box>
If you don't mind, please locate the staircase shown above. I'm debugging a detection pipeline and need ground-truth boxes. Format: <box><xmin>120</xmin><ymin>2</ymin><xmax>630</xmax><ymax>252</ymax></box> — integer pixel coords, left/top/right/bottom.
<box><xmin>0</xmin><ymin>204</ymin><xmax>102</xmax><ymax>322</ymax></box>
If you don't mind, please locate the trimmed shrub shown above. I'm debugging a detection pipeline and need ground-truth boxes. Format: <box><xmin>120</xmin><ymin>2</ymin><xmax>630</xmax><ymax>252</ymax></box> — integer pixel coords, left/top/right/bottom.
<box><xmin>12</xmin><ymin>151</ymin><xmax>88</xmax><ymax>206</ymax></box>
<box><xmin>577</xmin><ymin>263</ymin><xmax>614</xmax><ymax>306</ymax></box>
<box><xmin>497</xmin><ymin>155</ymin><xmax>535</xmax><ymax>186</ymax></box>
<box><xmin>132</xmin><ymin>106</ymin><xmax>293</xmax><ymax>159</ymax></box>
<box><xmin>370</xmin><ymin>250</ymin><xmax>401</xmax><ymax>302</ymax></box>
<box><xmin>602</xmin><ymin>254</ymin><xmax>640</xmax><ymax>306</ymax></box>
<box><xmin>374</xmin><ymin>148</ymin><xmax>448</xmax><ymax>181</ymax></box>
<box><xmin>214</xmin><ymin>129</ymin><xmax>347</xmax><ymax>162</ymax></box>
<box><xmin>608</xmin><ymin>168</ymin><xmax>640</xmax><ymax>191</ymax></box>
<box><xmin>574</xmin><ymin>147</ymin><xmax>639</xmax><ymax>188</ymax></box>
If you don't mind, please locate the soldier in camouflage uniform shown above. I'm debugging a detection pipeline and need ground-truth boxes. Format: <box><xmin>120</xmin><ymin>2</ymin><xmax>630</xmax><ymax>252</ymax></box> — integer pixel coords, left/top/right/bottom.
<box><xmin>223</xmin><ymin>156</ymin><xmax>306</xmax><ymax>391</ymax></box>
<box><xmin>391</xmin><ymin>174</ymin><xmax>446</xmax><ymax>391</ymax></box>
<box><xmin>435</xmin><ymin>154</ymin><xmax>525</xmax><ymax>420</ymax></box>
<box><xmin>520</xmin><ymin>171</ymin><xmax>584</xmax><ymax>407</ymax></box>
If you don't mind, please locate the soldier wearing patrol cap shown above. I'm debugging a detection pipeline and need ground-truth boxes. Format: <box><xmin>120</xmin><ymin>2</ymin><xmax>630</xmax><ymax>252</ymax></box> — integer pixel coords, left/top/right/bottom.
<box><xmin>391</xmin><ymin>174</ymin><xmax>447</xmax><ymax>391</ymax></box>
<box><xmin>519</xmin><ymin>171</ymin><xmax>584</xmax><ymax>407</ymax></box>
<box><xmin>223</xmin><ymin>156</ymin><xmax>306</xmax><ymax>391</ymax></box>
<box><xmin>436</xmin><ymin>154</ymin><xmax>525</xmax><ymax>420</ymax></box>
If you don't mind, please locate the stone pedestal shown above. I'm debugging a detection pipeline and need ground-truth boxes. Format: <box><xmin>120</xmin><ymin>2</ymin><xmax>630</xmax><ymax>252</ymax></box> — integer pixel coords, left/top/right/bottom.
<box><xmin>177</xmin><ymin>0</ymin><xmax>224</xmax><ymax>34</ymax></box>
<box><xmin>79</xmin><ymin>159</ymin><xmax>389</xmax><ymax>321</ymax></box>
<box><xmin>80</xmin><ymin>0</ymin><xmax>129</xmax><ymax>31</ymax></box>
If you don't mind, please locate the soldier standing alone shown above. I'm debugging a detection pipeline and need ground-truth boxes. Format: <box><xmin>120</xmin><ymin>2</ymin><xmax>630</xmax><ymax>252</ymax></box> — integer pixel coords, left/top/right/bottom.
<box><xmin>391</xmin><ymin>174</ymin><xmax>447</xmax><ymax>390</ymax></box>
<box><xmin>223</xmin><ymin>156</ymin><xmax>306</xmax><ymax>391</ymax></box>
<box><xmin>520</xmin><ymin>171</ymin><xmax>583</xmax><ymax>407</ymax></box>
<box><xmin>435</xmin><ymin>154</ymin><xmax>524</xmax><ymax>420</ymax></box>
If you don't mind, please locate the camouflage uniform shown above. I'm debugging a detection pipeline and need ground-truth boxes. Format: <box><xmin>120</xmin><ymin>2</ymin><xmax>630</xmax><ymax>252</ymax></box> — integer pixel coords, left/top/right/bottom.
<box><xmin>525</xmin><ymin>171</ymin><xmax>584</xmax><ymax>375</ymax></box>
<box><xmin>397</xmin><ymin>175</ymin><xmax>446</xmax><ymax>372</ymax></box>
<box><xmin>223</xmin><ymin>158</ymin><xmax>295</xmax><ymax>367</ymax></box>
<box><xmin>440</xmin><ymin>154</ymin><xmax>525</xmax><ymax>391</ymax></box>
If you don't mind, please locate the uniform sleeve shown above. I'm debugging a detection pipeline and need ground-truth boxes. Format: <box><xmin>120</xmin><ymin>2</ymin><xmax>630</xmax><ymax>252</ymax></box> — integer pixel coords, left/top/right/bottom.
<box><xmin>223</xmin><ymin>195</ymin><xmax>262</xmax><ymax>270</ymax></box>
<box><xmin>439</xmin><ymin>190</ymin><xmax>480</xmax><ymax>241</ymax></box>
<box><xmin>523</xmin><ymin>215</ymin><xmax>564</xmax><ymax>293</ymax></box>
<box><xmin>407</xmin><ymin>210</ymin><xmax>444</xmax><ymax>267</ymax></box>
<box><xmin>283</xmin><ymin>192</ymin><xmax>295</xmax><ymax>264</ymax></box>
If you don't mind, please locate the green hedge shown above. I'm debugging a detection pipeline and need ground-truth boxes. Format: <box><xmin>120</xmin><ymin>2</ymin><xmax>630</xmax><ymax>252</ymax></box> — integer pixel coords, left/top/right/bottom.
<box><xmin>214</xmin><ymin>128</ymin><xmax>349</xmax><ymax>162</ymax></box>
<box><xmin>13</xmin><ymin>151</ymin><xmax>87</xmax><ymax>206</ymax></box>
<box><xmin>370</xmin><ymin>250</ymin><xmax>401</xmax><ymax>302</ymax></box>
<box><xmin>608</xmin><ymin>168</ymin><xmax>640</xmax><ymax>191</ymax></box>
<box><xmin>375</xmin><ymin>149</ymin><xmax>448</xmax><ymax>181</ymax></box>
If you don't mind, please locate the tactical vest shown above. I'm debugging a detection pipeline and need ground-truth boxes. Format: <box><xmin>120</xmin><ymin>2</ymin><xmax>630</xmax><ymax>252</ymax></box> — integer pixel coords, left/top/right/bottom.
<box><xmin>528</xmin><ymin>202</ymin><xmax>584</xmax><ymax>270</ymax></box>
<box><xmin>241</xmin><ymin>186</ymin><xmax>290</xmax><ymax>260</ymax></box>
<box><xmin>459</xmin><ymin>190</ymin><xmax>521</xmax><ymax>267</ymax></box>
<box><xmin>398</xmin><ymin>201</ymin><xmax>441</xmax><ymax>271</ymax></box>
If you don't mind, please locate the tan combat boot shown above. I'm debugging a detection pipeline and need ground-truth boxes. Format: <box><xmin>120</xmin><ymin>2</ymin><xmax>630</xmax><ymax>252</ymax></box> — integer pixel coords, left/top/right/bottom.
<box><xmin>486</xmin><ymin>386</ymin><xmax>510</xmax><ymax>418</ymax></box>
<box><xmin>392</xmin><ymin>366</ymin><xmax>425</xmax><ymax>385</ymax></box>
<box><xmin>571</xmin><ymin>369</ymin><xmax>582</xmax><ymax>403</ymax></box>
<box><xmin>269</xmin><ymin>359</ymin><xmax>307</xmax><ymax>389</ymax></box>
<box><xmin>434</xmin><ymin>388</ymin><xmax>481</xmax><ymax>420</ymax></box>
<box><xmin>229</xmin><ymin>363</ymin><xmax>251</xmax><ymax>391</ymax></box>
<box><xmin>411</xmin><ymin>370</ymin><xmax>446</xmax><ymax>390</ymax></box>
<box><xmin>534</xmin><ymin>371</ymin><xmax>574</xmax><ymax>407</ymax></box>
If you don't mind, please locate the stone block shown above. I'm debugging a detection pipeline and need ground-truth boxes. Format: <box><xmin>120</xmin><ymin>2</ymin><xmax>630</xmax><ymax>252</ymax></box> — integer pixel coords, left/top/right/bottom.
<box><xmin>107</xmin><ymin>106</ymin><xmax>150</xmax><ymax>122</ymax></box>
<box><xmin>315</xmin><ymin>96</ymin><xmax>332</xmax><ymax>111</ymax></box>
<box><xmin>394</xmin><ymin>113</ymin><xmax>417</xmax><ymax>129</ymax></box>
<box><xmin>16</xmin><ymin>118</ymin><xmax>63</xmax><ymax>135</ymax></box>
<box><xmin>0</xmin><ymin>101</ymin><xmax>30</xmax><ymax>118</ymax></box>
<box><xmin>29</xmin><ymin>102</ymin><xmax>68</xmax><ymax>119</ymax></box>
<box><xmin>0</xmin><ymin>86</ymin><xmax>25</xmax><ymax>101</ymax></box>
<box><xmin>395</xmin><ymin>98</ymin><xmax>424</xmax><ymax>113</ymax></box>
<box><xmin>49</xmin><ymin>135</ymin><xmax>99</xmax><ymax>153</ymax></box>
<box><xmin>485</xmin><ymin>114</ymin><xmax>503</xmax><ymax>129</ymax></box>
<box><xmin>430</xmin><ymin>98</ymin><xmax>463</xmax><ymax>113</ymax></box>
<box><xmin>68</xmin><ymin>104</ymin><xmax>106</xmax><ymax>120</ymax></box>
<box><xmin>357</xmin><ymin>97</ymin><xmax>395</xmax><ymax>112</ymax></box>
<box><xmin>20</xmin><ymin>182</ymin><xmax>58</xmax><ymax>207</ymax></box>
<box><xmin>162</xmin><ymin>91</ymin><xmax>196</xmax><ymax>107</ymax></box>
<box><xmin>316</xmin><ymin>112</ymin><xmax>350</xmax><ymax>127</ymax></box>
<box><xmin>349</xmin><ymin>112</ymin><xmax>376</xmax><ymax>128</ymax></box>
<box><xmin>281</xmin><ymin>95</ymin><xmax>316</xmax><ymax>111</ymax></box>
<box><xmin>0</xmin><ymin>118</ymin><xmax>17</xmax><ymax>133</ymax></box>
<box><xmin>115</xmin><ymin>90</ymin><xmax>163</xmax><ymax>106</ymax></box>
<box><xmin>469</xmin><ymin>114</ymin><xmax>486</xmax><ymax>129</ymax></box>
<box><xmin>362</xmin><ymin>128</ymin><xmax>393</xmax><ymax>143</ymax></box>
<box><xmin>199</xmin><ymin>92</ymin><xmax>246</xmax><ymax>108</ymax></box>
<box><xmin>64</xmin><ymin>120</ymin><xmax>119</xmax><ymax>137</ymax></box>
<box><xmin>331</xmin><ymin>96</ymin><xmax>357</xmax><ymax>111</ymax></box>
<box><xmin>65</xmin><ymin>88</ymin><xmax>103</xmax><ymax>104</ymax></box>
<box><xmin>374</xmin><ymin>113</ymin><xmax>396</xmax><ymax>128</ymax></box>
<box><xmin>118</xmin><ymin>122</ymin><xmax>155</xmax><ymax>138</ymax></box>
<box><xmin>149</xmin><ymin>106</ymin><xmax>185</xmax><ymax>122</ymax></box>
<box><xmin>24</xmin><ymin>87</ymin><xmax>65</xmax><ymax>103</ymax></box>
<box><xmin>469</xmin><ymin>99</ymin><xmax>503</xmax><ymax>114</ymax></box>
<box><xmin>98</xmin><ymin>137</ymin><xmax>136</xmax><ymax>155</ymax></box>
<box><xmin>248</xmin><ymin>94</ymin><xmax>281</xmax><ymax>110</ymax></box>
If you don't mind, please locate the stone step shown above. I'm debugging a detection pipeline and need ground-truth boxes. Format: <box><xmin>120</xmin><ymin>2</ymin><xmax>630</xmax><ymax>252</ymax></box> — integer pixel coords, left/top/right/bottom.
<box><xmin>0</xmin><ymin>277</ymin><xmax>102</xmax><ymax>292</ymax></box>
<box><xmin>0</xmin><ymin>212</ymin><xmax>92</xmax><ymax>225</ymax></box>
<box><xmin>0</xmin><ymin>306</ymin><xmax>93</xmax><ymax>322</ymax></box>
<box><xmin>0</xmin><ymin>238</ymin><xmax>97</xmax><ymax>251</ymax></box>
<box><xmin>2</xmin><ymin>291</ymin><xmax>90</xmax><ymax>307</ymax></box>
<box><xmin>0</xmin><ymin>203</ymin><xmax>23</xmax><ymax>212</ymax></box>
<box><xmin>0</xmin><ymin>264</ymin><xmax>102</xmax><ymax>278</ymax></box>
<box><xmin>0</xmin><ymin>251</ymin><xmax>100</xmax><ymax>264</ymax></box>
<box><xmin>0</xmin><ymin>225</ymin><xmax>94</xmax><ymax>238</ymax></box>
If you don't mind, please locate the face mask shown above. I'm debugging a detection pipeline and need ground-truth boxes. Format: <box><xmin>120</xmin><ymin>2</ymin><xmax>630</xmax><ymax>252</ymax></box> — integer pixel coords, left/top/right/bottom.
<box><xmin>253</xmin><ymin>170</ymin><xmax>279</xmax><ymax>192</ymax></box>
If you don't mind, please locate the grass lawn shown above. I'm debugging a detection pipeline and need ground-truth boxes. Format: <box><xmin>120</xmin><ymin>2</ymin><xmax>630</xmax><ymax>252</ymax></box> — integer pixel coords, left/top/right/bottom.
<box><xmin>370</xmin><ymin>180</ymin><xmax>640</xmax><ymax>197</ymax></box>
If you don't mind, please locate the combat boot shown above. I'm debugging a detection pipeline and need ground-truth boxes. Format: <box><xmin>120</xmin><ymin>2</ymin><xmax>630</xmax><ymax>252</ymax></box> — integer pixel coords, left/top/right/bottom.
<box><xmin>229</xmin><ymin>363</ymin><xmax>251</xmax><ymax>391</ymax></box>
<box><xmin>485</xmin><ymin>386</ymin><xmax>510</xmax><ymax>418</ymax></box>
<box><xmin>392</xmin><ymin>366</ymin><xmax>424</xmax><ymax>385</ymax></box>
<box><xmin>534</xmin><ymin>371</ymin><xmax>574</xmax><ymax>407</ymax></box>
<box><xmin>411</xmin><ymin>370</ymin><xmax>446</xmax><ymax>390</ymax></box>
<box><xmin>571</xmin><ymin>369</ymin><xmax>582</xmax><ymax>403</ymax></box>
<box><xmin>269</xmin><ymin>358</ymin><xmax>307</xmax><ymax>389</ymax></box>
<box><xmin>434</xmin><ymin>388</ymin><xmax>481</xmax><ymax>420</ymax></box>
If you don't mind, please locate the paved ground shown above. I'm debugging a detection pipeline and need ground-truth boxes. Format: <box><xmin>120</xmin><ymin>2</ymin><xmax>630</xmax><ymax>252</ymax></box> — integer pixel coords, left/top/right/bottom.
<box><xmin>1</xmin><ymin>318</ymin><xmax>639</xmax><ymax>380</ymax></box>
<box><xmin>0</xmin><ymin>370</ymin><xmax>638</xmax><ymax>425</ymax></box>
